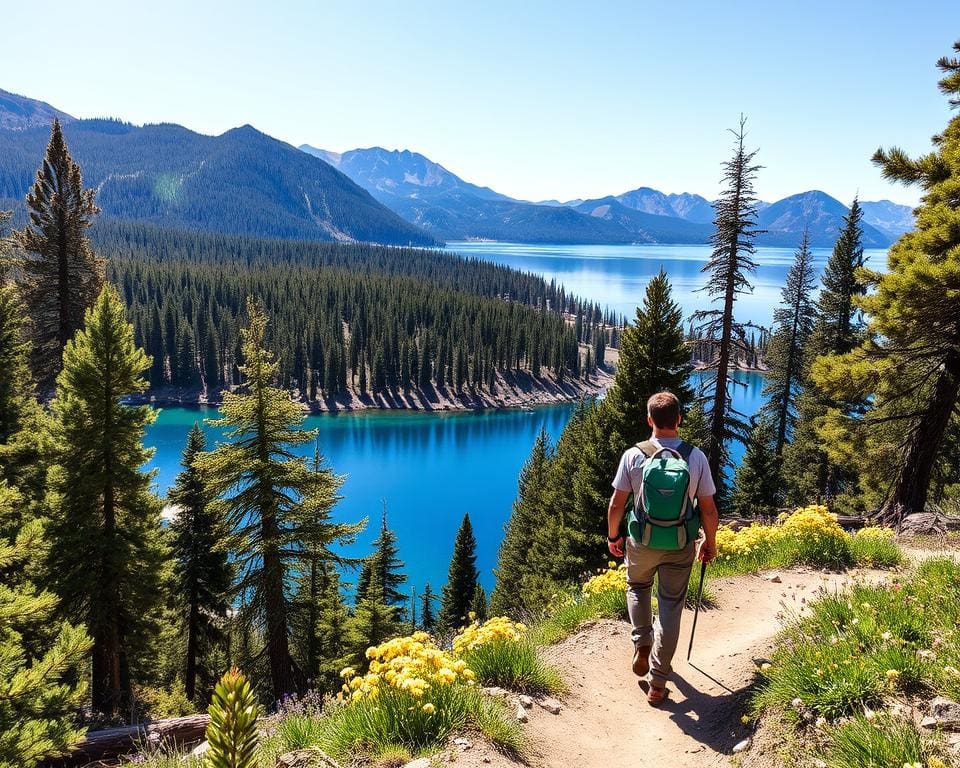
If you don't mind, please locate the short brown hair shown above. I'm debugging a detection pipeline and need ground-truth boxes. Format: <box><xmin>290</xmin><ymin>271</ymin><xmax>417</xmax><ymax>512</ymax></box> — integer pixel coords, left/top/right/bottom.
<box><xmin>647</xmin><ymin>391</ymin><xmax>681</xmax><ymax>429</ymax></box>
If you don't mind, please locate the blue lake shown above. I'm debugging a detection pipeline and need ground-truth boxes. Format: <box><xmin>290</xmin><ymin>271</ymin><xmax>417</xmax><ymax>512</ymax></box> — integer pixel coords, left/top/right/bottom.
<box><xmin>146</xmin><ymin>242</ymin><xmax>866</xmax><ymax>597</ymax></box>
<box><xmin>447</xmin><ymin>241</ymin><xmax>887</xmax><ymax>328</ymax></box>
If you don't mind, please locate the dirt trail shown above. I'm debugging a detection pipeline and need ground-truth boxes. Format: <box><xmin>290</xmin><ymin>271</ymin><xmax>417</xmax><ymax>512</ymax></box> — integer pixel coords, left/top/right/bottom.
<box><xmin>457</xmin><ymin>569</ymin><xmax>876</xmax><ymax>768</ymax></box>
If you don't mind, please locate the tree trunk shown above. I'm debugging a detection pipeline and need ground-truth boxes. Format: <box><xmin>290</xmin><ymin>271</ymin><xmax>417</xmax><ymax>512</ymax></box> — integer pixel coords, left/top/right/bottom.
<box><xmin>185</xmin><ymin>582</ymin><xmax>199</xmax><ymax>702</ymax></box>
<box><xmin>878</xmin><ymin>351</ymin><xmax>960</xmax><ymax>526</ymax></box>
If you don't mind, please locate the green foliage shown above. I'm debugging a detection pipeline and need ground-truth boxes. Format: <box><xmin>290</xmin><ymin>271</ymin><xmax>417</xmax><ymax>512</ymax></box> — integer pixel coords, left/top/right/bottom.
<box><xmin>98</xmin><ymin>222</ymin><xmax>593</xmax><ymax>399</ymax></box>
<box><xmin>345</xmin><ymin>577</ymin><xmax>400</xmax><ymax>670</ymax></box>
<box><xmin>169</xmin><ymin>424</ymin><xmax>232</xmax><ymax>703</ymax></box>
<box><xmin>356</xmin><ymin>509</ymin><xmax>407</xmax><ymax>616</ymax></box>
<box><xmin>198</xmin><ymin>299</ymin><xmax>363</xmax><ymax>699</ymax></box>
<box><xmin>782</xmin><ymin>199</ymin><xmax>868</xmax><ymax>508</ymax></box>
<box><xmin>133</xmin><ymin>679</ymin><xmax>197</xmax><ymax>720</ymax></box>
<box><xmin>469</xmin><ymin>584</ymin><xmax>488</xmax><ymax>623</ymax></box>
<box><xmin>528</xmin><ymin>588</ymin><xmax>628</xmax><ymax>646</ymax></box>
<box><xmin>12</xmin><ymin>120</ymin><xmax>104</xmax><ymax>389</ymax></box>
<box><xmin>458</xmin><ymin>639</ymin><xmax>564</xmax><ymax>695</ymax></box>
<box><xmin>754</xmin><ymin>558</ymin><xmax>960</xmax><ymax>729</ymax></box>
<box><xmin>731</xmin><ymin>416</ymin><xmax>782</xmax><ymax>517</ymax></box>
<box><xmin>822</xmin><ymin>715</ymin><xmax>936</xmax><ymax>768</ymax></box>
<box><xmin>438</xmin><ymin>514</ymin><xmax>481</xmax><ymax>633</ymax></box>
<box><xmin>305</xmin><ymin>683</ymin><xmax>522</xmax><ymax>759</ymax></box>
<box><xmin>0</xmin><ymin>278</ymin><xmax>46</xmax><ymax>502</ymax></box>
<box><xmin>760</xmin><ymin>230</ymin><xmax>817</xmax><ymax>455</ymax></box>
<box><xmin>603</xmin><ymin>270</ymin><xmax>692</xmax><ymax>445</ymax></box>
<box><xmin>44</xmin><ymin>285</ymin><xmax>168</xmax><ymax>714</ymax></box>
<box><xmin>692</xmin><ymin>117</ymin><xmax>763</xmax><ymax>487</ymax></box>
<box><xmin>419</xmin><ymin>583</ymin><xmax>437</xmax><ymax>633</ymax></box>
<box><xmin>814</xmin><ymin>44</ymin><xmax>960</xmax><ymax>524</ymax></box>
<box><xmin>491</xmin><ymin>428</ymin><xmax>551</xmax><ymax>618</ymax></box>
<box><xmin>0</xmin><ymin>484</ymin><xmax>92</xmax><ymax>768</ymax></box>
<box><xmin>204</xmin><ymin>668</ymin><xmax>260</xmax><ymax>768</ymax></box>
<box><xmin>846</xmin><ymin>532</ymin><xmax>904</xmax><ymax>568</ymax></box>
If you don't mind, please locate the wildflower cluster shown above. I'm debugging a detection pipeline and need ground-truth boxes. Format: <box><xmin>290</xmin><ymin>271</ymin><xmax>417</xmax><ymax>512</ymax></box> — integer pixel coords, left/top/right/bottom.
<box><xmin>715</xmin><ymin>523</ymin><xmax>784</xmax><ymax>560</ymax></box>
<box><xmin>339</xmin><ymin>632</ymin><xmax>474</xmax><ymax>705</ymax></box>
<box><xmin>855</xmin><ymin>525</ymin><xmax>896</xmax><ymax>541</ymax></box>
<box><xmin>780</xmin><ymin>504</ymin><xmax>846</xmax><ymax>543</ymax></box>
<box><xmin>582</xmin><ymin>562</ymin><xmax>627</xmax><ymax>596</ymax></box>
<box><xmin>452</xmin><ymin>616</ymin><xmax>527</xmax><ymax>654</ymax></box>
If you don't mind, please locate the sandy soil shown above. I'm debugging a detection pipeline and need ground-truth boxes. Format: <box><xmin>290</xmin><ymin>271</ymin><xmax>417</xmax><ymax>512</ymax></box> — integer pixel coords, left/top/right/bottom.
<box><xmin>449</xmin><ymin>569</ymin><xmax>881</xmax><ymax>768</ymax></box>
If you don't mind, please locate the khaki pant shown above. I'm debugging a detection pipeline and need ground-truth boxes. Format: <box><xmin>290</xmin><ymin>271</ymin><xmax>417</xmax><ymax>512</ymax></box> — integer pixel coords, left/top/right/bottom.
<box><xmin>624</xmin><ymin>537</ymin><xmax>696</xmax><ymax>684</ymax></box>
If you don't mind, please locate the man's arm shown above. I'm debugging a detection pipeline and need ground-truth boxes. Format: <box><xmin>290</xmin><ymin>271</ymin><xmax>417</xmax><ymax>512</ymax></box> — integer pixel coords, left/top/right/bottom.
<box><xmin>607</xmin><ymin>488</ymin><xmax>629</xmax><ymax>558</ymax></box>
<box><xmin>697</xmin><ymin>493</ymin><xmax>719</xmax><ymax>562</ymax></box>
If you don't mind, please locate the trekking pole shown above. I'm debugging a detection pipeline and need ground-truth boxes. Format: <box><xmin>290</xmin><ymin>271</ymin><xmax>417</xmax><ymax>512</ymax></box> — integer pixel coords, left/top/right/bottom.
<box><xmin>687</xmin><ymin>559</ymin><xmax>707</xmax><ymax>662</ymax></box>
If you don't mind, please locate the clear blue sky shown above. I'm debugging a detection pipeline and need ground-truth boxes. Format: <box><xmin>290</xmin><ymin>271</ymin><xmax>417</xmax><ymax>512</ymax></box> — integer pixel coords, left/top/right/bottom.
<box><xmin>3</xmin><ymin>0</ymin><xmax>958</xmax><ymax>205</ymax></box>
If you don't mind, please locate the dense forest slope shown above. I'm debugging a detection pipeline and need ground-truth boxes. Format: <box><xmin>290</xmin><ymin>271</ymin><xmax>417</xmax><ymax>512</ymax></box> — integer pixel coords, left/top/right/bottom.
<box><xmin>95</xmin><ymin>222</ymin><xmax>606</xmax><ymax>402</ymax></box>
<box><xmin>0</xmin><ymin>117</ymin><xmax>435</xmax><ymax>246</ymax></box>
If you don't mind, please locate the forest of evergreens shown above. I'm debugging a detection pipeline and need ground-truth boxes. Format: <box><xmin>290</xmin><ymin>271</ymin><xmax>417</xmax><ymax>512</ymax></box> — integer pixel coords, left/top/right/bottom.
<box><xmin>102</xmin><ymin>229</ymin><xmax>614</xmax><ymax>399</ymax></box>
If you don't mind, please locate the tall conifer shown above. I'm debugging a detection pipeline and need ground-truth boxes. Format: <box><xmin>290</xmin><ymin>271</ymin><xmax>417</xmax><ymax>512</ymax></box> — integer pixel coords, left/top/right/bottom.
<box><xmin>13</xmin><ymin>120</ymin><xmax>104</xmax><ymax>389</ymax></box>
<box><xmin>814</xmin><ymin>42</ymin><xmax>960</xmax><ymax>525</ymax></box>
<box><xmin>760</xmin><ymin>229</ymin><xmax>817</xmax><ymax>455</ymax></box>
<box><xmin>44</xmin><ymin>286</ymin><xmax>167</xmax><ymax>714</ymax></box>
<box><xmin>438</xmin><ymin>514</ymin><xmax>480</xmax><ymax>633</ymax></box>
<box><xmin>198</xmin><ymin>299</ymin><xmax>361</xmax><ymax>698</ymax></box>
<box><xmin>169</xmin><ymin>424</ymin><xmax>232</xmax><ymax>703</ymax></box>
<box><xmin>693</xmin><ymin>117</ymin><xmax>763</xmax><ymax>488</ymax></box>
<box><xmin>730</xmin><ymin>416</ymin><xmax>782</xmax><ymax>517</ymax></box>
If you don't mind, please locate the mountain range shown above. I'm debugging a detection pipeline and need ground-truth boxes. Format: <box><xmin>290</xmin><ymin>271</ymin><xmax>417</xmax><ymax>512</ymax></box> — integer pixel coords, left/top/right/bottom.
<box><xmin>0</xmin><ymin>92</ymin><xmax>435</xmax><ymax>246</ymax></box>
<box><xmin>303</xmin><ymin>145</ymin><xmax>912</xmax><ymax>248</ymax></box>
<box><xmin>0</xmin><ymin>88</ymin><xmax>913</xmax><ymax>248</ymax></box>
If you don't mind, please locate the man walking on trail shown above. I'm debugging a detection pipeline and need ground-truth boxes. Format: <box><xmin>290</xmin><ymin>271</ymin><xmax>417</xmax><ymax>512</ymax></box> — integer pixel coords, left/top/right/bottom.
<box><xmin>606</xmin><ymin>391</ymin><xmax>719</xmax><ymax>705</ymax></box>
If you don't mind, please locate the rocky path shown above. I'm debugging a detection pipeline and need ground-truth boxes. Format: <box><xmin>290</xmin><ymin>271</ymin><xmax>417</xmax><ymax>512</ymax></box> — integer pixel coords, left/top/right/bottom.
<box><xmin>455</xmin><ymin>569</ymin><xmax>876</xmax><ymax>768</ymax></box>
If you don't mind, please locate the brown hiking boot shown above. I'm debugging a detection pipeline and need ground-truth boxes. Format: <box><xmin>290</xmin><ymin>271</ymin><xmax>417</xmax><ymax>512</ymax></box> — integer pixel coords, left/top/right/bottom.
<box><xmin>632</xmin><ymin>645</ymin><xmax>651</xmax><ymax>677</ymax></box>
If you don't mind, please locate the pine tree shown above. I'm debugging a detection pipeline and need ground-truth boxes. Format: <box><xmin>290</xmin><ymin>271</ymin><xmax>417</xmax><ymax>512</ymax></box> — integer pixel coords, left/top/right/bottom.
<box><xmin>169</xmin><ymin>424</ymin><xmax>232</xmax><ymax>703</ymax></box>
<box><xmin>492</xmin><ymin>429</ymin><xmax>551</xmax><ymax>617</ymax></box>
<box><xmin>44</xmin><ymin>286</ymin><xmax>167</xmax><ymax>714</ymax></box>
<box><xmin>355</xmin><ymin>508</ymin><xmax>407</xmax><ymax>617</ymax></box>
<box><xmin>0</xmin><ymin>279</ymin><xmax>46</xmax><ymax>500</ymax></box>
<box><xmin>13</xmin><ymin>120</ymin><xmax>104</xmax><ymax>389</ymax></box>
<box><xmin>0</xmin><ymin>483</ymin><xmax>92</xmax><ymax>768</ymax></box>
<box><xmin>814</xmin><ymin>43</ymin><xmax>960</xmax><ymax>525</ymax></box>
<box><xmin>289</xmin><ymin>446</ymin><xmax>359</xmax><ymax>689</ymax></box>
<box><xmin>346</xmin><ymin>577</ymin><xmax>399</xmax><ymax>668</ymax></box>
<box><xmin>438</xmin><ymin>514</ymin><xmax>480</xmax><ymax>633</ymax></box>
<box><xmin>470</xmin><ymin>584</ymin><xmax>488</xmax><ymax>622</ymax></box>
<box><xmin>198</xmin><ymin>299</ymin><xmax>362</xmax><ymax>698</ymax></box>
<box><xmin>416</xmin><ymin>584</ymin><xmax>434</xmax><ymax>634</ymax></box>
<box><xmin>783</xmin><ymin>200</ymin><xmax>868</xmax><ymax>505</ymax></box>
<box><xmin>604</xmin><ymin>270</ymin><xmax>692</xmax><ymax>445</ymax></box>
<box><xmin>693</xmin><ymin>117</ymin><xmax>763</xmax><ymax>489</ymax></box>
<box><xmin>760</xmin><ymin>229</ymin><xmax>817</xmax><ymax>455</ymax></box>
<box><xmin>730</xmin><ymin>416</ymin><xmax>782</xmax><ymax>517</ymax></box>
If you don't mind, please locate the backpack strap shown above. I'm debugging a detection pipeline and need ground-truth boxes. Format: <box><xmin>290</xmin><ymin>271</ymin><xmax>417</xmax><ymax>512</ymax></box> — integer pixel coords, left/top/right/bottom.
<box><xmin>676</xmin><ymin>440</ymin><xmax>694</xmax><ymax>462</ymax></box>
<box><xmin>636</xmin><ymin>440</ymin><xmax>658</xmax><ymax>458</ymax></box>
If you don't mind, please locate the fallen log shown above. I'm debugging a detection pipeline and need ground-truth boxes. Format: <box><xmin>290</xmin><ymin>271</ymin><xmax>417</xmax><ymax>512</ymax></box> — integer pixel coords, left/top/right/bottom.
<box><xmin>41</xmin><ymin>714</ymin><xmax>209</xmax><ymax>767</ymax></box>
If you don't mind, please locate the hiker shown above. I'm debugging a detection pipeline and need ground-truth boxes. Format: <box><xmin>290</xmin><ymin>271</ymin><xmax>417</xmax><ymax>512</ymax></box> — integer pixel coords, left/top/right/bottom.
<box><xmin>606</xmin><ymin>391</ymin><xmax>719</xmax><ymax>705</ymax></box>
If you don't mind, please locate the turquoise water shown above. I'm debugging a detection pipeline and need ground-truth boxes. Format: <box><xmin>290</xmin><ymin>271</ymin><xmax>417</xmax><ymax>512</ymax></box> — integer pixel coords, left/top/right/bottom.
<box><xmin>146</xmin><ymin>242</ymin><xmax>827</xmax><ymax>596</ymax></box>
<box><xmin>145</xmin><ymin>373</ymin><xmax>764</xmax><ymax>597</ymax></box>
<box><xmin>447</xmin><ymin>242</ymin><xmax>887</xmax><ymax>328</ymax></box>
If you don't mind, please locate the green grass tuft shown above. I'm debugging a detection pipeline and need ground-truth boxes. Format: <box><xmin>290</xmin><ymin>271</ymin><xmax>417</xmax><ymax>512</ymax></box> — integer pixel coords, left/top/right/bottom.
<box><xmin>822</xmin><ymin>715</ymin><xmax>934</xmax><ymax>768</ymax></box>
<box><xmin>460</xmin><ymin>638</ymin><xmax>565</xmax><ymax>695</ymax></box>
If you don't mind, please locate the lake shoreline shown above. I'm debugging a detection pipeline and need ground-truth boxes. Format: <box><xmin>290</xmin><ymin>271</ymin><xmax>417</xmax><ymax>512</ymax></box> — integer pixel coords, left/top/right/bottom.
<box><xmin>138</xmin><ymin>367</ymin><xmax>614</xmax><ymax>414</ymax></box>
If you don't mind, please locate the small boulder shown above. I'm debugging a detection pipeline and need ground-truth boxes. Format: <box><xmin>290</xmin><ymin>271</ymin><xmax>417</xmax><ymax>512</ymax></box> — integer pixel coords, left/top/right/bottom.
<box><xmin>275</xmin><ymin>749</ymin><xmax>340</xmax><ymax>768</ymax></box>
<box><xmin>931</xmin><ymin>697</ymin><xmax>960</xmax><ymax>720</ymax></box>
<box><xmin>482</xmin><ymin>686</ymin><xmax>508</xmax><ymax>698</ymax></box>
<box><xmin>921</xmin><ymin>716</ymin><xmax>939</xmax><ymax>729</ymax></box>
<box><xmin>191</xmin><ymin>741</ymin><xmax>209</xmax><ymax>758</ymax></box>
<box><xmin>519</xmin><ymin>695</ymin><xmax>534</xmax><ymax>709</ymax></box>
<box><xmin>453</xmin><ymin>737</ymin><xmax>473</xmax><ymax>751</ymax></box>
<box><xmin>537</xmin><ymin>697</ymin><xmax>562</xmax><ymax>715</ymax></box>
<box><xmin>763</xmin><ymin>572</ymin><xmax>783</xmax><ymax>583</ymax></box>
<box><xmin>516</xmin><ymin>703</ymin><xmax>528</xmax><ymax>723</ymax></box>
<box><xmin>732</xmin><ymin>737</ymin><xmax>752</xmax><ymax>754</ymax></box>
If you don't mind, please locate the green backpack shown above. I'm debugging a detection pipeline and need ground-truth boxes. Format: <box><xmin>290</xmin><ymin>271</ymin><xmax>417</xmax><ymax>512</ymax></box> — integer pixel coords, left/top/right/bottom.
<box><xmin>626</xmin><ymin>440</ymin><xmax>700</xmax><ymax>550</ymax></box>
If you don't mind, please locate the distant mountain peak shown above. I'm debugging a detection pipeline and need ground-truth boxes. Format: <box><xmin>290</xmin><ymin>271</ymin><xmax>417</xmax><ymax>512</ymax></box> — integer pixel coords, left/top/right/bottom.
<box><xmin>0</xmin><ymin>88</ymin><xmax>74</xmax><ymax>131</ymax></box>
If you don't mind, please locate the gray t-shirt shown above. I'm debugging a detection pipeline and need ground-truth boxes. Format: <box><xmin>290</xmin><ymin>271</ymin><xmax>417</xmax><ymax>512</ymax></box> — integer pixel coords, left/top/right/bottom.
<box><xmin>612</xmin><ymin>436</ymin><xmax>717</xmax><ymax>501</ymax></box>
